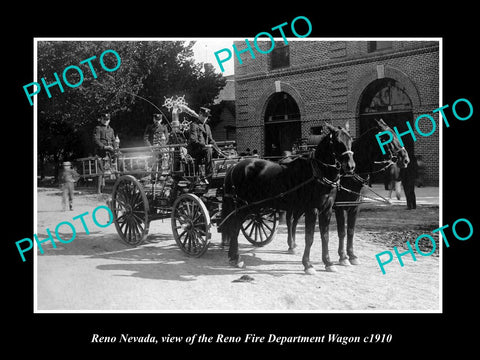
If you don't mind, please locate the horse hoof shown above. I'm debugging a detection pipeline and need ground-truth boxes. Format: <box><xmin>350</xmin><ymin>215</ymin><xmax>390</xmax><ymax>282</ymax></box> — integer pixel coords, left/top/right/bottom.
<box><xmin>287</xmin><ymin>248</ymin><xmax>296</xmax><ymax>255</ymax></box>
<box><xmin>349</xmin><ymin>258</ymin><xmax>360</xmax><ymax>265</ymax></box>
<box><xmin>304</xmin><ymin>267</ymin><xmax>317</xmax><ymax>275</ymax></box>
<box><xmin>229</xmin><ymin>259</ymin><xmax>245</xmax><ymax>268</ymax></box>
<box><xmin>339</xmin><ymin>259</ymin><xmax>351</xmax><ymax>266</ymax></box>
<box><xmin>325</xmin><ymin>265</ymin><xmax>338</xmax><ymax>272</ymax></box>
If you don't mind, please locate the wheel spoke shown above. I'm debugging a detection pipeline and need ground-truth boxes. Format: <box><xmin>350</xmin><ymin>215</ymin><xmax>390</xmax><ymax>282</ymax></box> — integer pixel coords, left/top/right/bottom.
<box><xmin>184</xmin><ymin>200</ymin><xmax>191</xmax><ymax>217</ymax></box>
<box><xmin>243</xmin><ymin>217</ymin><xmax>254</xmax><ymax>232</ymax></box>
<box><xmin>259</xmin><ymin>217</ymin><xmax>273</xmax><ymax>233</ymax></box>
<box><xmin>177</xmin><ymin>204</ymin><xmax>188</xmax><ymax>219</ymax></box>
<box><xmin>122</xmin><ymin>183</ymin><xmax>131</xmax><ymax>202</ymax></box>
<box><xmin>247</xmin><ymin>219</ymin><xmax>256</xmax><ymax>239</ymax></box>
<box><xmin>190</xmin><ymin>201</ymin><xmax>198</xmax><ymax>218</ymax></box>
<box><xmin>134</xmin><ymin>209</ymin><xmax>145</xmax><ymax>224</ymax></box>
<box><xmin>115</xmin><ymin>195</ymin><xmax>128</xmax><ymax>209</ymax></box>
<box><xmin>131</xmin><ymin>213</ymin><xmax>145</xmax><ymax>232</ymax></box>
<box><xmin>132</xmin><ymin>191</ymin><xmax>143</xmax><ymax>210</ymax></box>
<box><xmin>257</xmin><ymin>223</ymin><xmax>264</xmax><ymax>242</ymax></box>
<box><xmin>177</xmin><ymin>229</ymin><xmax>187</xmax><ymax>240</ymax></box>
<box><xmin>119</xmin><ymin>218</ymin><xmax>127</xmax><ymax>231</ymax></box>
<box><xmin>192</xmin><ymin>209</ymin><xmax>202</xmax><ymax>223</ymax></box>
<box><xmin>195</xmin><ymin>228</ymin><xmax>207</xmax><ymax>236</ymax></box>
<box><xmin>259</xmin><ymin>222</ymin><xmax>269</xmax><ymax>240</ymax></box>
<box><xmin>130</xmin><ymin>217</ymin><xmax>141</xmax><ymax>239</ymax></box>
<box><xmin>116</xmin><ymin>213</ymin><xmax>127</xmax><ymax>223</ymax></box>
<box><xmin>125</xmin><ymin>217</ymin><xmax>132</xmax><ymax>240</ymax></box>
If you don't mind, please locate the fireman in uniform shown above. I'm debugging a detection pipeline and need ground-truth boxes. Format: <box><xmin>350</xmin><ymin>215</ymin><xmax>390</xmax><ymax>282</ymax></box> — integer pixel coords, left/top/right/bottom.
<box><xmin>187</xmin><ymin>107</ymin><xmax>216</xmax><ymax>177</ymax></box>
<box><xmin>93</xmin><ymin>113</ymin><xmax>117</xmax><ymax>159</ymax></box>
<box><xmin>144</xmin><ymin>113</ymin><xmax>169</xmax><ymax>147</ymax></box>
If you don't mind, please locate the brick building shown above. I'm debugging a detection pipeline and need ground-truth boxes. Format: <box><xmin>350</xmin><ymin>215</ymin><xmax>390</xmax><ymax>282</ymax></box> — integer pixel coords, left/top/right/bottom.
<box><xmin>211</xmin><ymin>74</ymin><xmax>236</xmax><ymax>142</ymax></box>
<box><xmin>233</xmin><ymin>40</ymin><xmax>440</xmax><ymax>185</ymax></box>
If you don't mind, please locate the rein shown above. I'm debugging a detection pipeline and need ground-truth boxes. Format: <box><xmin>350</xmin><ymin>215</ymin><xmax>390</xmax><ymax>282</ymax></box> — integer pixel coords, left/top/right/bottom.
<box><xmin>334</xmin><ymin>178</ymin><xmax>391</xmax><ymax>206</ymax></box>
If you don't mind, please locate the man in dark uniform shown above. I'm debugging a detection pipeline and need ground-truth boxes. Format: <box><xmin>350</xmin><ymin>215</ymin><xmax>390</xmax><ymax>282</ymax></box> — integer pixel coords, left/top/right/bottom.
<box><xmin>400</xmin><ymin>154</ymin><xmax>418</xmax><ymax>210</ymax></box>
<box><xmin>93</xmin><ymin>113</ymin><xmax>116</xmax><ymax>158</ymax></box>
<box><xmin>187</xmin><ymin>107</ymin><xmax>216</xmax><ymax>176</ymax></box>
<box><xmin>93</xmin><ymin>113</ymin><xmax>118</xmax><ymax>193</ymax></box>
<box><xmin>144</xmin><ymin>113</ymin><xmax>170</xmax><ymax>174</ymax></box>
<box><xmin>144</xmin><ymin>113</ymin><xmax>169</xmax><ymax>147</ymax></box>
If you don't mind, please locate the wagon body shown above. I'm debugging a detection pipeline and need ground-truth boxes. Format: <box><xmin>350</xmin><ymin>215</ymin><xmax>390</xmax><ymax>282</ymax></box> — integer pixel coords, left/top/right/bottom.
<box><xmin>86</xmin><ymin>141</ymin><xmax>278</xmax><ymax>257</ymax></box>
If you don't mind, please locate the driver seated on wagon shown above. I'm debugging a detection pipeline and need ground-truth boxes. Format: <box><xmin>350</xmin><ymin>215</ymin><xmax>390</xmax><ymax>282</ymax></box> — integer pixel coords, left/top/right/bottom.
<box><xmin>187</xmin><ymin>107</ymin><xmax>216</xmax><ymax>178</ymax></box>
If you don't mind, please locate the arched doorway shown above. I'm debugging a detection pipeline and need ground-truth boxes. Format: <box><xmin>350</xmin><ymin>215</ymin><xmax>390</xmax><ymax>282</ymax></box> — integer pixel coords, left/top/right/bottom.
<box><xmin>264</xmin><ymin>92</ymin><xmax>301</xmax><ymax>157</ymax></box>
<box><xmin>358</xmin><ymin>78</ymin><xmax>414</xmax><ymax>181</ymax></box>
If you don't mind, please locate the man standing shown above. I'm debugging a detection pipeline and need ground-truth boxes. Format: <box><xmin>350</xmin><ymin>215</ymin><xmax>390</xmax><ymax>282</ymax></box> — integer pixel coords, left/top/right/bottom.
<box><xmin>59</xmin><ymin>161</ymin><xmax>80</xmax><ymax>211</ymax></box>
<box><xmin>144</xmin><ymin>113</ymin><xmax>170</xmax><ymax>173</ymax></box>
<box><xmin>93</xmin><ymin>113</ymin><xmax>117</xmax><ymax>158</ymax></box>
<box><xmin>401</xmin><ymin>154</ymin><xmax>418</xmax><ymax>210</ymax></box>
<box><xmin>187</xmin><ymin>107</ymin><xmax>215</xmax><ymax>176</ymax></box>
<box><xmin>93</xmin><ymin>113</ymin><xmax>117</xmax><ymax>193</ymax></box>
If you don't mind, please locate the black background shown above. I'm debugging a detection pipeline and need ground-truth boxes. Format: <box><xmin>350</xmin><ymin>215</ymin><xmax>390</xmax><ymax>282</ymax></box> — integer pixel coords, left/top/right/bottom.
<box><xmin>6</xmin><ymin>4</ymin><xmax>478</xmax><ymax>356</ymax></box>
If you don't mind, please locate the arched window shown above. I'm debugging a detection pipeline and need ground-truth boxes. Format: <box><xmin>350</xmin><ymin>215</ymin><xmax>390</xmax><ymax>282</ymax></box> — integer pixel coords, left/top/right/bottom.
<box><xmin>360</xmin><ymin>78</ymin><xmax>412</xmax><ymax>114</ymax></box>
<box><xmin>264</xmin><ymin>92</ymin><xmax>300</xmax><ymax>122</ymax></box>
<box><xmin>358</xmin><ymin>78</ymin><xmax>415</xmax><ymax>182</ymax></box>
<box><xmin>264</xmin><ymin>92</ymin><xmax>301</xmax><ymax>157</ymax></box>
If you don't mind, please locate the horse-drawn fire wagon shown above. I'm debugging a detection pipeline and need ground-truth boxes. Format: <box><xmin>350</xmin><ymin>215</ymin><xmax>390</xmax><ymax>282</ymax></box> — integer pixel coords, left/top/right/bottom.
<box><xmin>75</xmin><ymin>97</ymin><xmax>279</xmax><ymax>257</ymax></box>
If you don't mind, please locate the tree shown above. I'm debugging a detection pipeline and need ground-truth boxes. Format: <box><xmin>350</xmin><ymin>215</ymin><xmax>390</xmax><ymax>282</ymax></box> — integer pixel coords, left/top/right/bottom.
<box><xmin>36</xmin><ymin>40</ymin><xmax>226</xmax><ymax>176</ymax></box>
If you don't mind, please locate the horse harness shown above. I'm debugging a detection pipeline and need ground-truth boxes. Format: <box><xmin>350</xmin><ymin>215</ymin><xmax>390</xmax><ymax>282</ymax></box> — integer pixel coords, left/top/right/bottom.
<box><xmin>350</xmin><ymin>131</ymin><xmax>406</xmax><ymax>185</ymax></box>
<box><xmin>333</xmin><ymin>133</ymin><xmax>404</xmax><ymax>206</ymax></box>
<box><xmin>218</xmin><ymin>150</ymin><xmax>350</xmax><ymax>229</ymax></box>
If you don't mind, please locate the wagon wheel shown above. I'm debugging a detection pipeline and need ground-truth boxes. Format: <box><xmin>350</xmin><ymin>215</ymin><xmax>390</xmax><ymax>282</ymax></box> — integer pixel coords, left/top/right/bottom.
<box><xmin>111</xmin><ymin>175</ymin><xmax>150</xmax><ymax>246</ymax></box>
<box><xmin>241</xmin><ymin>208</ymin><xmax>278</xmax><ymax>247</ymax></box>
<box><xmin>171</xmin><ymin>193</ymin><xmax>211</xmax><ymax>257</ymax></box>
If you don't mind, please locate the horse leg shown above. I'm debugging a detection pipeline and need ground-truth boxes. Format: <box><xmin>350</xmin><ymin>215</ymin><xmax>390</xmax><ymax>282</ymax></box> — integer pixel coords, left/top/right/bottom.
<box><xmin>227</xmin><ymin>217</ymin><xmax>244</xmax><ymax>268</ymax></box>
<box><xmin>287</xmin><ymin>210</ymin><xmax>299</xmax><ymax>254</ymax></box>
<box><xmin>335</xmin><ymin>208</ymin><xmax>349</xmax><ymax>266</ymax></box>
<box><xmin>319</xmin><ymin>209</ymin><xmax>337</xmax><ymax>272</ymax></box>
<box><xmin>395</xmin><ymin>181</ymin><xmax>401</xmax><ymax>200</ymax></box>
<box><xmin>290</xmin><ymin>213</ymin><xmax>300</xmax><ymax>253</ymax></box>
<box><xmin>221</xmin><ymin>231</ymin><xmax>229</xmax><ymax>248</ymax></box>
<box><xmin>346</xmin><ymin>206</ymin><xmax>360</xmax><ymax>265</ymax></box>
<box><xmin>286</xmin><ymin>210</ymin><xmax>294</xmax><ymax>253</ymax></box>
<box><xmin>302</xmin><ymin>209</ymin><xmax>317</xmax><ymax>275</ymax></box>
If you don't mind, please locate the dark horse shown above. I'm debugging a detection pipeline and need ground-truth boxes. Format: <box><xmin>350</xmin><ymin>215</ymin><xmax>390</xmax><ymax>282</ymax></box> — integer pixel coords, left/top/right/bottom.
<box><xmin>220</xmin><ymin>123</ymin><xmax>355</xmax><ymax>274</ymax></box>
<box><xmin>334</xmin><ymin>118</ymin><xmax>410</xmax><ymax>266</ymax></box>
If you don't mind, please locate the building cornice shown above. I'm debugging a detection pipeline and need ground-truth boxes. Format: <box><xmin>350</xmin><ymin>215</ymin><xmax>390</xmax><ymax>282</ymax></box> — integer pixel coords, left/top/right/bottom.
<box><xmin>235</xmin><ymin>44</ymin><xmax>439</xmax><ymax>83</ymax></box>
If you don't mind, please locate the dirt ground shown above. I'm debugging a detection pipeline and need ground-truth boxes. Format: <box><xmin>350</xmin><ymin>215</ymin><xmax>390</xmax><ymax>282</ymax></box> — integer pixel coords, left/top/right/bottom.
<box><xmin>35</xmin><ymin>184</ymin><xmax>440</xmax><ymax>312</ymax></box>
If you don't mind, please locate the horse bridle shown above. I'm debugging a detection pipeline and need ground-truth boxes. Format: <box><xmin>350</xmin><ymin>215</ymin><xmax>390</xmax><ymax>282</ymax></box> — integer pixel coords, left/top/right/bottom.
<box><xmin>313</xmin><ymin>129</ymin><xmax>355</xmax><ymax>170</ymax></box>
<box><xmin>313</xmin><ymin>148</ymin><xmax>355</xmax><ymax>171</ymax></box>
<box><xmin>374</xmin><ymin>131</ymin><xmax>405</xmax><ymax>166</ymax></box>
<box><xmin>345</xmin><ymin>130</ymin><xmax>402</xmax><ymax>184</ymax></box>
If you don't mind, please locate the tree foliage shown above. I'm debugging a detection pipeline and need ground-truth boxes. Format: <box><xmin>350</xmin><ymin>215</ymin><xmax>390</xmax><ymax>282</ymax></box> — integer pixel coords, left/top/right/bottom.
<box><xmin>37</xmin><ymin>40</ymin><xmax>226</xmax><ymax>176</ymax></box>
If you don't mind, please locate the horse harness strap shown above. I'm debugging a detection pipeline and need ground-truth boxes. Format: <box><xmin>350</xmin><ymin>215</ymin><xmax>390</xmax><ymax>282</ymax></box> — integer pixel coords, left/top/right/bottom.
<box><xmin>219</xmin><ymin>158</ymin><xmax>341</xmax><ymax>229</ymax></box>
<box><xmin>310</xmin><ymin>157</ymin><xmax>341</xmax><ymax>189</ymax></box>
